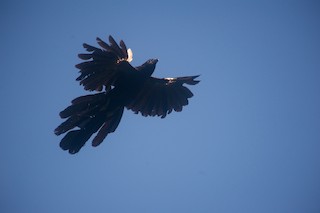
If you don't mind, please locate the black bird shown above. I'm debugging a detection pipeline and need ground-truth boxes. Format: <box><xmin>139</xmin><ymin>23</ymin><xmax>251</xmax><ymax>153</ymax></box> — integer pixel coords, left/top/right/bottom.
<box><xmin>54</xmin><ymin>36</ymin><xmax>200</xmax><ymax>154</ymax></box>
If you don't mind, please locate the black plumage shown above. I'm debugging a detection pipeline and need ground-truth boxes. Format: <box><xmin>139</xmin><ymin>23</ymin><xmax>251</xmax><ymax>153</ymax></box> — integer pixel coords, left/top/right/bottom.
<box><xmin>55</xmin><ymin>36</ymin><xmax>200</xmax><ymax>154</ymax></box>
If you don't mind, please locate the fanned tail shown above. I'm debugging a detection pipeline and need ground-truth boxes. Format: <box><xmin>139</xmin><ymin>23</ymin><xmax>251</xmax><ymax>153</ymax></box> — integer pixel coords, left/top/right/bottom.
<box><xmin>54</xmin><ymin>92</ymin><xmax>124</xmax><ymax>154</ymax></box>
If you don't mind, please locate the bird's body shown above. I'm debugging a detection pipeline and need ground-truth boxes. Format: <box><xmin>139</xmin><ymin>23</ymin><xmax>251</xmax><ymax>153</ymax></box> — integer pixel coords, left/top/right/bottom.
<box><xmin>55</xmin><ymin>36</ymin><xmax>199</xmax><ymax>154</ymax></box>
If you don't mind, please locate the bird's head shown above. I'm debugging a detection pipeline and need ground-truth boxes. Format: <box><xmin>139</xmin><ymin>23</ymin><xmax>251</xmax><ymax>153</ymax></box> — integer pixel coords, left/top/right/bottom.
<box><xmin>144</xmin><ymin>58</ymin><xmax>158</xmax><ymax>69</ymax></box>
<box><xmin>146</xmin><ymin>58</ymin><xmax>158</xmax><ymax>65</ymax></box>
<box><xmin>139</xmin><ymin>58</ymin><xmax>158</xmax><ymax>77</ymax></box>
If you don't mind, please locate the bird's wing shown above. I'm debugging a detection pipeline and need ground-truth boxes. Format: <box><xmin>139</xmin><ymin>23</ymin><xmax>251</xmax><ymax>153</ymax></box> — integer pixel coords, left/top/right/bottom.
<box><xmin>126</xmin><ymin>75</ymin><xmax>200</xmax><ymax>118</ymax></box>
<box><xmin>75</xmin><ymin>35</ymin><xmax>136</xmax><ymax>91</ymax></box>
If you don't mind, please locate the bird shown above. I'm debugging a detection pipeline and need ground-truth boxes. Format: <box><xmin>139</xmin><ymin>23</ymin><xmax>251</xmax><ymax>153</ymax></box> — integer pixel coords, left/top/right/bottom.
<box><xmin>54</xmin><ymin>35</ymin><xmax>200</xmax><ymax>154</ymax></box>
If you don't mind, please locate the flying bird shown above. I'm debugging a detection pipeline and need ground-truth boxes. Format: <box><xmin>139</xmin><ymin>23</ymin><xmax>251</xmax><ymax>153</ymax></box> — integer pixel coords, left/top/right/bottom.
<box><xmin>54</xmin><ymin>36</ymin><xmax>200</xmax><ymax>154</ymax></box>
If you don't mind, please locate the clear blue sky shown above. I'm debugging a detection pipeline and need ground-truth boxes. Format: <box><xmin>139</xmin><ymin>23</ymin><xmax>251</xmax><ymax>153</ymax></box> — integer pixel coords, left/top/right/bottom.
<box><xmin>1</xmin><ymin>0</ymin><xmax>320</xmax><ymax>212</ymax></box>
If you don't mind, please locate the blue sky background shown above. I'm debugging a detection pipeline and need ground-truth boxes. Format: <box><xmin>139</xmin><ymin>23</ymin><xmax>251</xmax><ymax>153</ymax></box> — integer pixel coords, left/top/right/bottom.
<box><xmin>1</xmin><ymin>0</ymin><xmax>320</xmax><ymax>212</ymax></box>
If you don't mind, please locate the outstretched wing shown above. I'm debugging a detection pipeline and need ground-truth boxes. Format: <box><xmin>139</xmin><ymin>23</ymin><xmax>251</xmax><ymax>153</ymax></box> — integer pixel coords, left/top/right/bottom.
<box><xmin>126</xmin><ymin>75</ymin><xmax>200</xmax><ymax>118</ymax></box>
<box><xmin>75</xmin><ymin>35</ymin><xmax>135</xmax><ymax>91</ymax></box>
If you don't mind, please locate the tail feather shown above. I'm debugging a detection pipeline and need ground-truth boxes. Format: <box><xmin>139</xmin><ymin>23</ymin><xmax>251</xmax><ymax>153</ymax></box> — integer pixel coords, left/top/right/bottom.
<box><xmin>92</xmin><ymin>107</ymin><xmax>124</xmax><ymax>147</ymax></box>
<box><xmin>59</xmin><ymin>93</ymin><xmax>106</xmax><ymax>119</ymax></box>
<box><xmin>59</xmin><ymin>130</ymin><xmax>92</xmax><ymax>154</ymax></box>
<box><xmin>54</xmin><ymin>115</ymin><xmax>82</xmax><ymax>136</ymax></box>
<box><xmin>55</xmin><ymin>92</ymin><xmax>124</xmax><ymax>154</ymax></box>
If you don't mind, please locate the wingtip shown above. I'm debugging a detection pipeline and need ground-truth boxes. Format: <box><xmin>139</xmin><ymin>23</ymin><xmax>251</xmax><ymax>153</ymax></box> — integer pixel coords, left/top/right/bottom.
<box><xmin>108</xmin><ymin>35</ymin><xmax>116</xmax><ymax>44</ymax></box>
<box><xmin>193</xmin><ymin>75</ymin><xmax>201</xmax><ymax>79</ymax></box>
<box><xmin>191</xmin><ymin>75</ymin><xmax>200</xmax><ymax>84</ymax></box>
<box><xmin>183</xmin><ymin>75</ymin><xmax>200</xmax><ymax>85</ymax></box>
<box><xmin>194</xmin><ymin>75</ymin><xmax>200</xmax><ymax>83</ymax></box>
